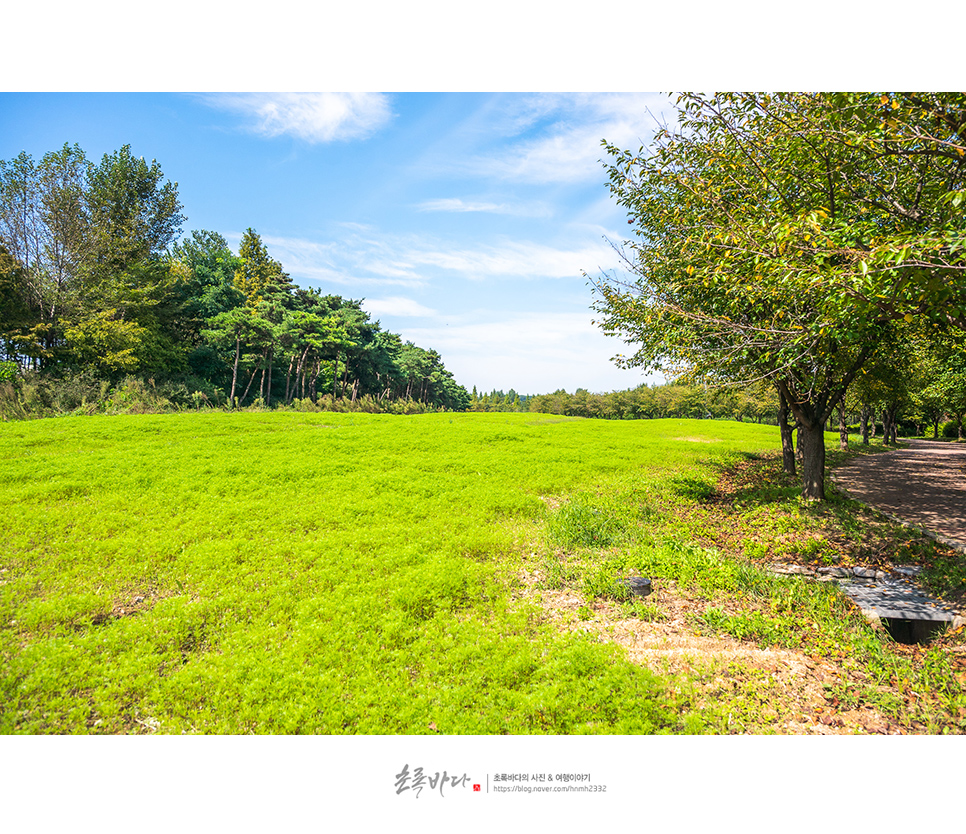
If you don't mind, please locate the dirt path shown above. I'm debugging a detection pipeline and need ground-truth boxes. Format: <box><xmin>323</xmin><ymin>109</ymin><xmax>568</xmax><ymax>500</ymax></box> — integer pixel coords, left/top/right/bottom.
<box><xmin>832</xmin><ymin>440</ymin><xmax>966</xmax><ymax>551</ymax></box>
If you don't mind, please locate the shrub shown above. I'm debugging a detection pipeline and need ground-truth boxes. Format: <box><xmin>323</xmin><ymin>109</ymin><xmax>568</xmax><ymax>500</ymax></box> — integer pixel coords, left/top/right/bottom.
<box><xmin>48</xmin><ymin>371</ymin><xmax>104</xmax><ymax>414</ymax></box>
<box><xmin>0</xmin><ymin>361</ymin><xmax>18</xmax><ymax>385</ymax></box>
<box><xmin>292</xmin><ymin>397</ymin><xmax>320</xmax><ymax>413</ymax></box>
<box><xmin>0</xmin><ymin>382</ymin><xmax>27</xmax><ymax>420</ymax></box>
<box><xmin>942</xmin><ymin>419</ymin><xmax>960</xmax><ymax>439</ymax></box>
<box><xmin>20</xmin><ymin>375</ymin><xmax>54</xmax><ymax>414</ymax></box>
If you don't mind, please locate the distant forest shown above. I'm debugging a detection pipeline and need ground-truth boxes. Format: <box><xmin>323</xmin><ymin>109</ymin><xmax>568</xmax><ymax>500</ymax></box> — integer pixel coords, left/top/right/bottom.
<box><xmin>469</xmin><ymin>383</ymin><xmax>962</xmax><ymax>439</ymax></box>
<box><xmin>0</xmin><ymin>143</ymin><xmax>468</xmax><ymax>416</ymax></box>
<box><xmin>469</xmin><ymin>383</ymin><xmax>780</xmax><ymax>422</ymax></box>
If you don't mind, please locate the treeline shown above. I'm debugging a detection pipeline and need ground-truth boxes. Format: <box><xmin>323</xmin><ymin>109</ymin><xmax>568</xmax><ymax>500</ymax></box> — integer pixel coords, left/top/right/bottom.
<box><xmin>525</xmin><ymin>383</ymin><xmax>778</xmax><ymax>422</ymax></box>
<box><xmin>471</xmin><ymin>382</ymin><xmax>779</xmax><ymax>422</ymax></box>
<box><xmin>467</xmin><ymin>388</ymin><xmax>534</xmax><ymax>412</ymax></box>
<box><xmin>0</xmin><ymin>143</ymin><xmax>468</xmax><ymax>417</ymax></box>
<box><xmin>471</xmin><ymin>377</ymin><xmax>966</xmax><ymax>440</ymax></box>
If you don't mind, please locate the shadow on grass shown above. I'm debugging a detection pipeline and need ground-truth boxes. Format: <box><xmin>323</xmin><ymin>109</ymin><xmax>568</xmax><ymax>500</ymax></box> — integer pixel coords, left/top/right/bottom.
<box><xmin>686</xmin><ymin>445</ymin><xmax>966</xmax><ymax>603</ymax></box>
<box><xmin>667</xmin><ymin>475</ymin><xmax>718</xmax><ymax>501</ymax></box>
<box><xmin>693</xmin><ymin>439</ymin><xmax>916</xmax><ymax>512</ymax></box>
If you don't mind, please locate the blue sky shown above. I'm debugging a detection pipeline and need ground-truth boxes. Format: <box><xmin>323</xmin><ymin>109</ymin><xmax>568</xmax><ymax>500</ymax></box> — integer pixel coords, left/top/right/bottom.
<box><xmin>0</xmin><ymin>92</ymin><xmax>679</xmax><ymax>394</ymax></box>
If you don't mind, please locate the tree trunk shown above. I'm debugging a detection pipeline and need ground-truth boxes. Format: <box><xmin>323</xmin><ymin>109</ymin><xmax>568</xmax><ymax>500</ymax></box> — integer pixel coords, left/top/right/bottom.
<box><xmin>292</xmin><ymin>346</ymin><xmax>311</xmax><ymax>404</ymax></box>
<box><xmin>285</xmin><ymin>353</ymin><xmax>295</xmax><ymax>403</ymax></box>
<box><xmin>240</xmin><ymin>362</ymin><xmax>259</xmax><ymax>404</ymax></box>
<box><xmin>778</xmin><ymin>388</ymin><xmax>796</xmax><ymax>476</ymax></box>
<box><xmin>860</xmin><ymin>403</ymin><xmax>870</xmax><ymax>445</ymax></box>
<box><xmin>838</xmin><ymin>402</ymin><xmax>848</xmax><ymax>450</ymax></box>
<box><xmin>777</xmin><ymin>379</ymin><xmax>830</xmax><ymax>501</ymax></box>
<box><xmin>265</xmin><ymin>349</ymin><xmax>273</xmax><ymax>406</ymax></box>
<box><xmin>230</xmin><ymin>336</ymin><xmax>241</xmax><ymax>406</ymax></box>
<box><xmin>312</xmin><ymin>359</ymin><xmax>321</xmax><ymax>402</ymax></box>
<box><xmin>799</xmin><ymin>420</ymin><xmax>827</xmax><ymax>501</ymax></box>
<box><xmin>882</xmin><ymin>407</ymin><xmax>898</xmax><ymax>445</ymax></box>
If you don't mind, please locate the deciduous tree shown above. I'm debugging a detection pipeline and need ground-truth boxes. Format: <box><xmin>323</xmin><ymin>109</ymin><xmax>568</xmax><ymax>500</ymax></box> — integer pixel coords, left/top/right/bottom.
<box><xmin>591</xmin><ymin>92</ymin><xmax>966</xmax><ymax>499</ymax></box>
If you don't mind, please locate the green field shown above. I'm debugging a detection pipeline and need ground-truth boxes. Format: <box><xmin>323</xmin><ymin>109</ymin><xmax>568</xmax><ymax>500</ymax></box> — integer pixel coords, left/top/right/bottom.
<box><xmin>0</xmin><ymin>411</ymin><xmax>785</xmax><ymax>734</ymax></box>
<box><xmin>3</xmin><ymin>411</ymin><xmax>964</xmax><ymax>734</ymax></box>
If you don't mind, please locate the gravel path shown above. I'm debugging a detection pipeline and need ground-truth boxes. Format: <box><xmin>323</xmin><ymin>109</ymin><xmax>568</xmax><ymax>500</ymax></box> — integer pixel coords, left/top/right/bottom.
<box><xmin>831</xmin><ymin>440</ymin><xmax>966</xmax><ymax>552</ymax></box>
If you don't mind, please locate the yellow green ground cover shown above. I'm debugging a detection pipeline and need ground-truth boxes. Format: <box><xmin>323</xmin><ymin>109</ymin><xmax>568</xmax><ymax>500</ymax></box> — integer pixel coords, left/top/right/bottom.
<box><xmin>1</xmin><ymin>412</ymin><xmax>963</xmax><ymax>733</ymax></box>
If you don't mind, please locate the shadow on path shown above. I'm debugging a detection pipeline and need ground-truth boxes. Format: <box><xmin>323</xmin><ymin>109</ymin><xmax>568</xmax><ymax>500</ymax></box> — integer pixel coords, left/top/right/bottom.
<box><xmin>832</xmin><ymin>440</ymin><xmax>966</xmax><ymax>551</ymax></box>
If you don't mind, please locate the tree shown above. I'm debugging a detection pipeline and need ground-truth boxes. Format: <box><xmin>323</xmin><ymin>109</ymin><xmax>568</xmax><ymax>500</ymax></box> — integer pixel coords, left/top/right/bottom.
<box><xmin>84</xmin><ymin>144</ymin><xmax>185</xmax><ymax>278</ymax></box>
<box><xmin>169</xmin><ymin>230</ymin><xmax>245</xmax><ymax>323</ymax></box>
<box><xmin>914</xmin><ymin>329</ymin><xmax>966</xmax><ymax>439</ymax></box>
<box><xmin>177</xmin><ymin>229</ymin><xmax>295</xmax><ymax>402</ymax></box>
<box><xmin>233</xmin><ymin>228</ymin><xmax>293</xmax><ymax>308</ymax></box>
<box><xmin>168</xmin><ymin>229</ymin><xmax>245</xmax><ymax>381</ymax></box>
<box><xmin>2</xmin><ymin>143</ymin><xmax>475</xmax><ymax>413</ymax></box>
<box><xmin>202</xmin><ymin>307</ymin><xmax>259</xmax><ymax>404</ymax></box>
<box><xmin>62</xmin><ymin>309</ymin><xmax>149</xmax><ymax>375</ymax></box>
<box><xmin>0</xmin><ymin>244</ymin><xmax>33</xmax><ymax>363</ymax></box>
<box><xmin>0</xmin><ymin>143</ymin><xmax>186</xmax><ymax>375</ymax></box>
<box><xmin>0</xmin><ymin>145</ymin><xmax>90</xmax><ymax>360</ymax></box>
<box><xmin>591</xmin><ymin>92</ymin><xmax>966</xmax><ymax>499</ymax></box>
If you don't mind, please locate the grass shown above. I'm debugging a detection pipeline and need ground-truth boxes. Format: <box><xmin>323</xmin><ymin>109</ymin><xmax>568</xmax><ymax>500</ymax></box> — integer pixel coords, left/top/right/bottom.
<box><xmin>534</xmin><ymin>438</ymin><xmax>966</xmax><ymax>733</ymax></box>
<box><xmin>2</xmin><ymin>412</ymin><xmax>964</xmax><ymax>734</ymax></box>
<box><xmin>1</xmin><ymin>412</ymin><xmax>775</xmax><ymax>734</ymax></box>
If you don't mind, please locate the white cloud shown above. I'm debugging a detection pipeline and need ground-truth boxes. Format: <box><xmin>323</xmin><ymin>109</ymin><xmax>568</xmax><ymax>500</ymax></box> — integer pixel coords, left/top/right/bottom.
<box><xmin>415</xmin><ymin>198</ymin><xmax>508</xmax><ymax>213</ymax></box>
<box><xmin>257</xmin><ymin>232</ymin><xmax>427</xmax><ymax>288</ymax></box>
<box><xmin>468</xmin><ymin>92</ymin><xmax>677</xmax><ymax>184</ymax></box>
<box><xmin>404</xmin><ymin>238</ymin><xmax>618</xmax><ymax>281</ymax></box>
<box><xmin>200</xmin><ymin>93</ymin><xmax>393</xmax><ymax>142</ymax></box>
<box><xmin>249</xmin><ymin>228</ymin><xmax>622</xmax><ymax>288</ymax></box>
<box><xmin>363</xmin><ymin>296</ymin><xmax>436</xmax><ymax>318</ymax></box>
<box><xmin>414</xmin><ymin>197</ymin><xmax>552</xmax><ymax>217</ymax></box>
<box><xmin>398</xmin><ymin>312</ymin><xmax>658</xmax><ymax>393</ymax></box>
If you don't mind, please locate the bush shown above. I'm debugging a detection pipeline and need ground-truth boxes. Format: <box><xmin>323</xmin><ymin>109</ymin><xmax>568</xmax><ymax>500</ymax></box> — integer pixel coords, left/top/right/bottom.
<box><xmin>0</xmin><ymin>361</ymin><xmax>18</xmax><ymax>385</ymax></box>
<box><xmin>386</xmin><ymin>397</ymin><xmax>430</xmax><ymax>415</ymax></box>
<box><xmin>0</xmin><ymin>382</ymin><xmax>27</xmax><ymax>420</ymax></box>
<box><xmin>104</xmin><ymin>377</ymin><xmax>168</xmax><ymax>414</ymax></box>
<box><xmin>942</xmin><ymin>419</ymin><xmax>963</xmax><ymax>439</ymax></box>
<box><xmin>49</xmin><ymin>371</ymin><xmax>105</xmax><ymax>414</ymax></box>
<box><xmin>354</xmin><ymin>394</ymin><xmax>383</xmax><ymax>414</ymax></box>
<box><xmin>0</xmin><ymin>370</ymin><xmax>459</xmax><ymax>421</ymax></box>
<box><xmin>897</xmin><ymin>419</ymin><xmax>918</xmax><ymax>437</ymax></box>
<box><xmin>292</xmin><ymin>397</ymin><xmax>320</xmax><ymax>413</ymax></box>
